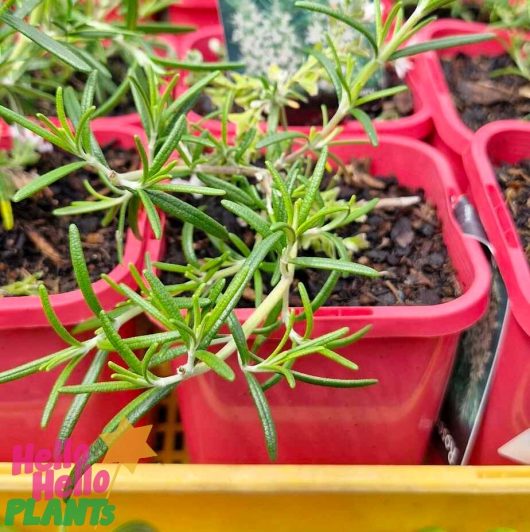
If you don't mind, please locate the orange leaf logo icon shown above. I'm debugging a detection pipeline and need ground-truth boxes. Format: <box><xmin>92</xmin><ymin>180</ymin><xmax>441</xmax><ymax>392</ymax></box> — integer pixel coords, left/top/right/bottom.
<box><xmin>101</xmin><ymin>418</ymin><xmax>157</xmax><ymax>474</ymax></box>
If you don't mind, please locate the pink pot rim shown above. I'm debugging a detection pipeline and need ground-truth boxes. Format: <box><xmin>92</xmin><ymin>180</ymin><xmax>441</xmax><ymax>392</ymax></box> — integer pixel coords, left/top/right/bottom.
<box><xmin>170</xmin><ymin>0</ymin><xmax>218</xmax><ymax>8</ymax></box>
<box><xmin>147</xmin><ymin>134</ymin><xmax>490</xmax><ymax>338</ymax></box>
<box><xmin>0</xmin><ymin>121</ymin><xmax>149</xmax><ymax>328</ymax></box>
<box><xmin>463</xmin><ymin>120</ymin><xmax>530</xmax><ymax>335</ymax></box>
<box><xmin>411</xmin><ymin>19</ymin><xmax>527</xmax><ymax>155</ymax></box>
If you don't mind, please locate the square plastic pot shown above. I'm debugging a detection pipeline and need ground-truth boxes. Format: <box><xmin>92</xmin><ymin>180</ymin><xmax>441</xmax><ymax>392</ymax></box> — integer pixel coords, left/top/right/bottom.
<box><xmin>176</xmin><ymin>25</ymin><xmax>432</xmax><ymax>140</ymax></box>
<box><xmin>410</xmin><ymin>20</ymin><xmax>524</xmax><ymax>190</ymax></box>
<box><xmin>147</xmin><ymin>135</ymin><xmax>490</xmax><ymax>464</ymax></box>
<box><xmin>0</xmin><ymin>122</ymin><xmax>154</xmax><ymax>460</ymax></box>
<box><xmin>463</xmin><ymin>121</ymin><xmax>530</xmax><ymax>465</ymax></box>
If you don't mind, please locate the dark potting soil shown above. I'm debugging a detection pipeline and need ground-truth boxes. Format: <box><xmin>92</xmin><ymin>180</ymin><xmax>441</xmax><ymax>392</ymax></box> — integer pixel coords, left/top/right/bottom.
<box><xmin>495</xmin><ymin>159</ymin><xmax>530</xmax><ymax>261</ymax></box>
<box><xmin>0</xmin><ymin>144</ymin><xmax>140</xmax><ymax>295</ymax></box>
<box><xmin>161</xmin><ymin>161</ymin><xmax>460</xmax><ymax>307</ymax></box>
<box><xmin>193</xmin><ymin>67</ymin><xmax>414</xmax><ymax>127</ymax></box>
<box><xmin>442</xmin><ymin>53</ymin><xmax>530</xmax><ymax>131</ymax></box>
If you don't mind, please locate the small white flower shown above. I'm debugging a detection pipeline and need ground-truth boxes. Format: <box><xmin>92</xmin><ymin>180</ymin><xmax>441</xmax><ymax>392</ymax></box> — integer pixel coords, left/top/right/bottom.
<box><xmin>362</xmin><ymin>1</ymin><xmax>376</xmax><ymax>22</ymax></box>
<box><xmin>394</xmin><ymin>57</ymin><xmax>413</xmax><ymax>79</ymax></box>
<box><xmin>9</xmin><ymin>125</ymin><xmax>53</xmax><ymax>153</ymax></box>
<box><xmin>208</xmin><ymin>38</ymin><xmax>223</xmax><ymax>57</ymax></box>
<box><xmin>306</xmin><ymin>21</ymin><xmax>326</xmax><ymax>45</ymax></box>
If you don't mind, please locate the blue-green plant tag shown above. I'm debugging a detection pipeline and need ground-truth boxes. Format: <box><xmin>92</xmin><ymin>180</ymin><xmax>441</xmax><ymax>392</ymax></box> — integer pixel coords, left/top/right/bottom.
<box><xmin>217</xmin><ymin>0</ymin><xmax>382</xmax><ymax>91</ymax></box>
<box><xmin>432</xmin><ymin>197</ymin><xmax>510</xmax><ymax>465</ymax></box>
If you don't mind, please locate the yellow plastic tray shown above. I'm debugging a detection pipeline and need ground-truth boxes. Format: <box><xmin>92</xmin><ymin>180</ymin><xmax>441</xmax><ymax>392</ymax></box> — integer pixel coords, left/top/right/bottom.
<box><xmin>1</xmin><ymin>464</ymin><xmax>530</xmax><ymax>531</ymax></box>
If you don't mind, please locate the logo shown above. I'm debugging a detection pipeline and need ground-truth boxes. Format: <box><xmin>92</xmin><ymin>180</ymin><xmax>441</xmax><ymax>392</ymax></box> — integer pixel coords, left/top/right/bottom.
<box><xmin>4</xmin><ymin>419</ymin><xmax>156</xmax><ymax>527</ymax></box>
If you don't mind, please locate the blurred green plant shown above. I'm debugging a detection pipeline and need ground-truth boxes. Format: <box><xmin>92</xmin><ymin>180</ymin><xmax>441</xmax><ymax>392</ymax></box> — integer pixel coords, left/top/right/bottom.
<box><xmin>0</xmin><ymin>0</ymin><xmax>193</xmax><ymax>115</ymax></box>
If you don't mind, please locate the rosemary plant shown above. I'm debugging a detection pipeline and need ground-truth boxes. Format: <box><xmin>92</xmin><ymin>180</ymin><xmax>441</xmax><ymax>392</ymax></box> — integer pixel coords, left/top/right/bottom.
<box><xmin>488</xmin><ymin>0</ymin><xmax>530</xmax><ymax>90</ymax></box>
<box><xmin>0</xmin><ymin>0</ymin><xmax>192</xmax><ymax>115</ymax></box>
<box><xmin>487</xmin><ymin>0</ymin><xmax>530</xmax><ymax>30</ymax></box>
<box><xmin>187</xmin><ymin>0</ymin><xmax>493</xmax><ymax>143</ymax></box>
<box><xmin>0</xmin><ymin>0</ymin><xmax>493</xmax><ymax>474</ymax></box>
<box><xmin>0</xmin><ymin>68</ymin><xmax>233</xmax><ymax>257</ymax></box>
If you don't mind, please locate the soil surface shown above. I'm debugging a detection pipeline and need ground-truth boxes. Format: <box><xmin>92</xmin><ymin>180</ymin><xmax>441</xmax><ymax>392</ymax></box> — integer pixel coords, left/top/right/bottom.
<box><xmin>442</xmin><ymin>53</ymin><xmax>530</xmax><ymax>130</ymax></box>
<box><xmin>193</xmin><ymin>66</ymin><xmax>414</xmax><ymax>127</ymax></box>
<box><xmin>495</xmin><ymin>159</ymin><xmax>530</xmax><ymax>261</ymax></box>
<box><xmin>0</xmin><ymin>144</ymin><xmax>140</xmax><ymax>295</ymax></box>
<box><xmin>161</xmin><ymin>160</ymin><xmax>460</xmax><ymax>307</ymax></box>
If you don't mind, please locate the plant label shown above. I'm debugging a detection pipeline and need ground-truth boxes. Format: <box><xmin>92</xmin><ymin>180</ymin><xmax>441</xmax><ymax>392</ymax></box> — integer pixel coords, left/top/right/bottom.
<box><xmin>217</xmin><ymin>0</ymin><xmax>382</xmax><ymax>91</ymax></box>
<box><xmin>432</xmin><ymin>196</ymin><xmax>510</xmax><ymax>465</ymax></box>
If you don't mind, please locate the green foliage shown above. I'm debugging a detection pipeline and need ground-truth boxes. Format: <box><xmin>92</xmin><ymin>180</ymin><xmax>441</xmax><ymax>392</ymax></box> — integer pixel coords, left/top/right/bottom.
<box><xmin>0</xmin><ymin>0</ymin><xmax>192</xmax><ymax>115</ymax></box>
<box><xmin>0</xmin><ymin>69</ymin><xmax>230</xmax><ymax>255</ymax></box>
<box><xmin>0</xmin><ymin>0</ymin><xmax>492</xmax><ymax>462</ymax></box>
<box><xmin>183</xmin><ymin>0</ymin><xmax>492</xmax><ymax>144</ymax></box>
<box><xmin>486</xmin><ymin>0</ymin><xmax>530</xmax><ymax>86</ymax></box>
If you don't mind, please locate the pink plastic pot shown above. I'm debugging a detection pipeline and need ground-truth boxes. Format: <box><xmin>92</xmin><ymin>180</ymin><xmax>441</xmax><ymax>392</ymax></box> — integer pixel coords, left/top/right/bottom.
<box><xmin>0</xmin><ymin>119</ymin><xmax>7</xmax><ymax>143</ymax></box>
<box><xmin>463</xmin><ymin>121</ymin><xmax>530</xmax><ymax>465</ymax></box>
<box><xmin>410</xmin><ymin>20</ymin><xmax>523</xmax><ymax>190</ymax></box>
<box><xmin>0</xmin><ymin>123</ymin><xmax>155</xmax><ymax>460</ymax></box>
<box><xmin>177</xmin><ymin>25</ymin><xmax>432</xmax><ymax>140</ymax></box>
<box><xmin>167</xmin><ymin>0</ymin><xmax>219</xmax><ymax>28</ymax></box>
<box><xmin>148</xmin><ymin>135</ymin><xmax>490</xmax><ymax>464</ymax></box>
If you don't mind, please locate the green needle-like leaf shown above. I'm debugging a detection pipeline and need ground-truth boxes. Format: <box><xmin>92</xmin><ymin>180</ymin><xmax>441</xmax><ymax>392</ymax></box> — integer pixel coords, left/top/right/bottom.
<box><xmin>0</xmin><ymin>12</ymin><xmax>92</xmax><ymax>72</ymax></box>
<box><xmin>297</xmin><ymin>283</ymin><xmax>313</xmax><ymax>339</ymax></box>
<box><xmin>153</xmin><ymin>57</ymin><xmax>244</xmax><ymax>71</ymax></box>
<box><xmin>0</xmin><ymin>351</ymin><xmax>60</xmax><ymax>384</ymax></box>
<box><xmin>0</xmin><ymin>105</ymin><xmax>63</xmax><ymax>147</ymax></box>
<box><xmin>201</xmin><ymin>231</ymin><xmax>283</xmax><ymax>346</ymax></box>
<box><xmin>355</xmin><ymin>85</ymin><xmax>408</xmax><ymax>106</ymax></box>
<box><xmin>148</xmin><ymin>190</ymin><xmax>229</xmax><ymax>241</ymax></box>
<box><xmin>13</xmin><ymin>162</ymin><xmax>86</xmax><ymax>202</ymax></box>
<box><xmin>256</xmin><ymin>131</ymin><xmax>308</xmax><ymax>149</ymax></box>
<box><xmin>244</xmin><ymin>372</ymin><xmax>277</xmax><ymax>461</ymax></box>
<box><xmin>351</xmin><ymin>108</ymin><xmax>378</xmax><ymax>146</ymax></box>
<box><xmin>289</xmin><ymin>372</ymin><xmax>377</xmax><ymax>388</ymax></box>
<box><xmin>195</xmin><ymin>350</ymin><xmax>235</xmax><ymax>381</ymax></box>
<box><xmin>138</xmin><ymin>189</ymin><xmax>162</xmax><ymax>240</ymax></box>
<box><xmin>195</xmin><ymin>174</ymin><xmax>255</xmax><ymax>206</ymax></box>
<box><xmin>167</xmin><ymin>70</ymin><xmax>221</xmax><ymax>116</ymax></box>
<box><xmin>299</xmin><ymin>147</ymin><xmax>328</xmax><ymax>222</ymax></box>
<box><xmin>69</xmin><ymin>224</ymin><xmax>102</xmax><ymax>316</ymax></box>
<box><xmin>309</xmin><ymin>48</ymin><xmax>343</xmax><ymax>104</ymax></box>
<box><xmin>265</xmin><ymin>163</ymin><xmax>294</xmax><ymax>225</ymax></box>
<box><xmin>390</xmin><ymin>33</ymin><xmax>496</xmax><ymax>60</ymax></box>
<box><xmin>125</xmin><ymin>0</ymin><xmax>138</xmax><ymax>30</ymax></box>
<box><xmin>98</xmin><ymin>330</ymin><xmax>183</xmax><ymax>351</ymax></box>
<box><xmin>150</xmin><ymin>115</ymin><xmax>186</xmax><ymax>176</ymax></box>
<box><xmin>126</xmin><ymin>22</ymin><xmax>195</xmax><ymax>34</ymax></box>
<box><xmin>143</xmin><ymin>270</ymin><xmax>194</xmax><ymax>340</ymax></box>
<box><xmin>41</xmin><ymin>354</ymin><xmax>84</xmax><ymax>428</ymax></box>
<box><xmin>98</xmin><ymin>311</ymin><xmax>143</xmax><ymax>374</ymax></box>
<box><xmin>290</xmin><ymin>257</ymin><xmax>380</xmax><ymax>277</ymax></box>
<box><xmin>221</xmin><ymin>199</ymin><xmax>272</xmax><ymax>239</ymax></box>
<box><xmin>39</xmin><ymin>285</ymin><xmax>83</xmax><ymax>347</ymax></box>
<box><xmin>153</xmin><ymin>182</ymin><xmax>225</xmax><ymax>197</ymax></box>
<box><xmin>228</xmin><ymin>312</ymin><xmax>252</xmax><ymax>366</ymax></box>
